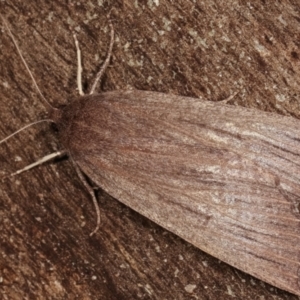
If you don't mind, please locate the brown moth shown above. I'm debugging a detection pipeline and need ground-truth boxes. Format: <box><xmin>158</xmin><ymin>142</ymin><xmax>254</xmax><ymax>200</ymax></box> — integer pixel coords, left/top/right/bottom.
<box><xmin>1</xmin><ymin>16</ymin><xmax>300</xmax><ymax>296</ymax></box>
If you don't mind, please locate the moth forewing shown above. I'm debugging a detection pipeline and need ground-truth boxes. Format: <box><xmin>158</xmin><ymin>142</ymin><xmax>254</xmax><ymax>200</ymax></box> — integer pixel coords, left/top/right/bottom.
<box><xmin>56</xmin><ymin>90</ymin><xmax>300</xmax><ymax>296</ymax></box>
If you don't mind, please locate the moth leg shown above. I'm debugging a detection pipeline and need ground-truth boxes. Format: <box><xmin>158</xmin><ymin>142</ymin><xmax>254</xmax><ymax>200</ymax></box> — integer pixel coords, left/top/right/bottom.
<box><xmin>73</xmin><ymin>33</ymin><xmax>84</xmax><ymax>96</ymax></box>
<box><xmin>71</xmin><ymin>158</ymin><xmax>101</xmax><ymax>236</ymax></box>
<box><xmin>218</xmin><ymin>90</ymin><xmax>240</xmax><ymax>103</ymax></box>
<box><xmin>89</xmin><ymin>17</ymin><xmax>114</xmax><ymax>95</ymax></box>
<box><xmin>2</xmin><ymin>151</ymin><xmax>66</xmax><ymax>180</ymax></box>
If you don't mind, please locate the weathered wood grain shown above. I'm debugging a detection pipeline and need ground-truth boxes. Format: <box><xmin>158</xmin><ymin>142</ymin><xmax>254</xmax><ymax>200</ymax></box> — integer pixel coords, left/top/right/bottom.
<box><xmin>0</xmin><ymin>1</ymin><xmax>300</xmax><ymax>299</ymax></box>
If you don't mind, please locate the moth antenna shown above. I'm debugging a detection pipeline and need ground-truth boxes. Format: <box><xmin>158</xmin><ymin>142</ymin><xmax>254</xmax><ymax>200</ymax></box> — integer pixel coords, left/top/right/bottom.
<box><xmin>1</xmin><ymin>151</ymin><xmax>66</xmax><ymax>181</ymax></box>
<box><xmin>71</xmin><ymin>157</ymin><xmax>101</xmax><ymax>236</ymax></box>
<box><xmin>0</xmin><ymin>119</ymin><xmax>53</xmax><ymax>145</ymax></box>
<box><xmin>1</xmin><ymin>14</ymin><xmax>53</xmax><ymax>112</ymax></box>
<box><xmin>73</xmin><ymin>33</ymin><xmax>84</xmax><ymax>96</ymax></box>
<box><xmin>89</xmin><ymin>16</ymin><xmax>114</xmax><ymax>95</ymax></box>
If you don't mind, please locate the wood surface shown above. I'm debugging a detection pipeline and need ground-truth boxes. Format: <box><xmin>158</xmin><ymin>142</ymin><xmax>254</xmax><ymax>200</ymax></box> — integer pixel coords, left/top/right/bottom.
<box><xmin>0</xmin><ymin>1</ymin><xmax>300</xmax><ymax>299</ymax></box>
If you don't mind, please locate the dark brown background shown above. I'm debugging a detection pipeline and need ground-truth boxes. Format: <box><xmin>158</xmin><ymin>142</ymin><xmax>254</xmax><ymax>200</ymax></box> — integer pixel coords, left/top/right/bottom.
<box><xmin>1</xmin><ymin>0</ymin><xmax>300</xmax><ymax>299</ymax></box>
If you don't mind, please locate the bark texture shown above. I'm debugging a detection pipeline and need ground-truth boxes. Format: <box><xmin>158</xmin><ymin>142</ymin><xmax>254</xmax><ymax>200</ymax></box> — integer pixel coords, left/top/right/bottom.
<box><xmin>0</xmin><ymin>1</ymin><xmax>300</xmax><ymax>299</ymax></box>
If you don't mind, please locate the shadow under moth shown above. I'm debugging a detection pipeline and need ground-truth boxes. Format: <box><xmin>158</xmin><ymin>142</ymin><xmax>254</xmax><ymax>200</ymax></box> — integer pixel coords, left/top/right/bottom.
<box><xmin>1</xmin><ymin>15</ymin><xmax>299</xmax><ymax>297</ymax></box>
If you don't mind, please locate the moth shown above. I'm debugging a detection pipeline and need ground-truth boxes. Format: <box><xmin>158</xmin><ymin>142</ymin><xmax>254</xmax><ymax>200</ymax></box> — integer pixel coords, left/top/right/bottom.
<box><xmin>1</xmin><ymin>15</ymin><xmax>299</xmax><ymax>296</ymax></box>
